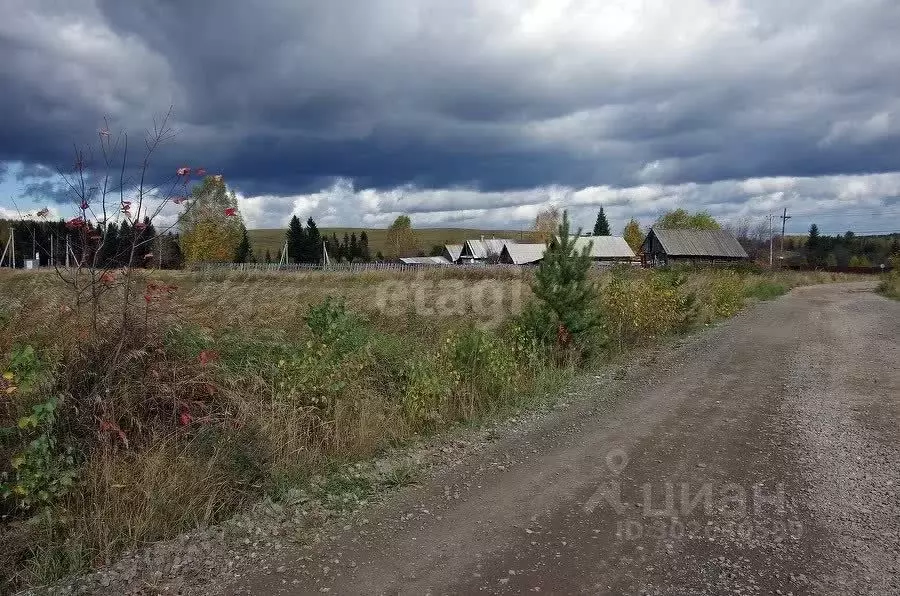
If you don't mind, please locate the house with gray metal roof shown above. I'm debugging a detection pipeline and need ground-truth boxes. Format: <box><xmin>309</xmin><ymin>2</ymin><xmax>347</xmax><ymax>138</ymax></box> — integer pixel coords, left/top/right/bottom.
<box><xmin>641</xmin><ymin>228</ymin><xmax>748</xmax><ymax>266</ymax></box>
<box><xmin>459</xmin><ymin>238</ymin><xmax>516</xmax><ymax>263</ymax></box>
<box><xmin>442</xmin><ymin>244</ymin><xmax>463</xmax><ymax>263</ymax></box>
<box><xmin>570</xmin><ymin>236</ymin><xmax>636</xmax><ymax>262</ymax></box>
<box><xmin>399</xmin><ymin>256</ymin><xmax>453</xmax><ymax>266</ymax></box>
<box><xmin>499</xmin><ymin>243</ymin><xmax>546</xmax><ymax>265</ymax></box>
<box><xmin>499</xmin><ymin>236</ymin><xmax>635</xmax><ymax>265</ymax></box>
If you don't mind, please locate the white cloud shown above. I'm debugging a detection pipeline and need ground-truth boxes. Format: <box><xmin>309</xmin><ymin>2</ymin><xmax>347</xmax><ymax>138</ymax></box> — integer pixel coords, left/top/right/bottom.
<box><xmin>236</xmin><ymin>172</ymin><xmax>900</xmax><ymax>235</ymax></box>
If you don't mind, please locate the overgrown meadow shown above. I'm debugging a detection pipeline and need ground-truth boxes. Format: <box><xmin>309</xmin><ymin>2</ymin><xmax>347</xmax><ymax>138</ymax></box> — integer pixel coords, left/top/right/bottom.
<box><xmin>0</xmin><ymin>263</ymin><xmax>853</xmax><ymax>590</ymax></box>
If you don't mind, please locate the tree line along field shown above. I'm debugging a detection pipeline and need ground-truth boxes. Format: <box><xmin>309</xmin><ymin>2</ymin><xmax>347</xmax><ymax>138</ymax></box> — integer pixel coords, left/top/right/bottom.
<box><xmin>0</xmin><ymin>265</ymin><xmax>864</xmax><ymax>591</ymax></box>
<box><xmin>247</xmin><ymin>227</ymin><xmax>539</xmax><ymax>258</ymax></box>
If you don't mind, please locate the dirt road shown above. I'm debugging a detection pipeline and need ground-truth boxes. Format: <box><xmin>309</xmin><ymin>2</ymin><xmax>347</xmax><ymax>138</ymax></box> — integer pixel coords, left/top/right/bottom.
<box><xmin>231</xmin><ymin>282</ymin><xmax>899</xmax><ymax>595</ymax></box>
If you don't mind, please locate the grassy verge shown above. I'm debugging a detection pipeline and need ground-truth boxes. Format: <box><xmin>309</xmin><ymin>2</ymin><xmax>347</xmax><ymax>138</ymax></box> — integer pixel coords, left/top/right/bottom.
<box><xmin>0</xmin><ymin>266</ymin><xmax>857</xmax><ymax>590</ymax></box>
<box><xmin>877</xmin><ymin>271</ymin><xmax>900</xmax><ymax>300</ymax></box>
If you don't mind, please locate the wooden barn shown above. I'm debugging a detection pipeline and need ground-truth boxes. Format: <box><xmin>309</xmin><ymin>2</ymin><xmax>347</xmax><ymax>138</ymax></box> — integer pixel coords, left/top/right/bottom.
<box><xmin>641</xmin><ymin>228</ymin><xmax>749</xmax><ymax>267</ymax></box>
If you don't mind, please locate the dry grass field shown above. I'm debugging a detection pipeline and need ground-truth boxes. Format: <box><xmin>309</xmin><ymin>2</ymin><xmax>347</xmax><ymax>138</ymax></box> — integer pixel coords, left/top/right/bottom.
<box><xmin>0</xmin><ymin>265</ymin><xmax>860</xmax><ymax>590</ymax></box>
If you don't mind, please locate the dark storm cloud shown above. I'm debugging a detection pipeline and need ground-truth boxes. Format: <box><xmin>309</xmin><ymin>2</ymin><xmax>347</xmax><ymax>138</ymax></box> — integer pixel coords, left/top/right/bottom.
<box><xmin>2</xmin><ymin>0</ymin><xmax>900</xmax><ymax>223</ymax></box>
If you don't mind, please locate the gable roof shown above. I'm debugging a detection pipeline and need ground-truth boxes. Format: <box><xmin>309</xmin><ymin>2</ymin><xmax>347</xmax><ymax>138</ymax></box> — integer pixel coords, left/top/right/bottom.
<box><xmin>462</xmin><ymin>238</ymin><xmax>516</xmax><ymax>259</ymax></box>
<box><xmin>399</xmin><ymin>256</ymin><xmax>452</xmax><ymax>265</ymax></box>
<box><xmin>501</xmin><ymin>243</ymin><xmax>546</xmax><ymax>265</ymax></box>
<box><xmin>646</xmin><ymin>228</ymin><xmax>748</xmax><ymax>258</ymax></box>
<box><xmin>443</xmin><ymin>244</ymin><xmax>463</xmax><ymax>262</ymax></box>
<box><xmin>570</xmin><ymin>236</ymin><xmax>635</xmax><ymax>259</ymax></box>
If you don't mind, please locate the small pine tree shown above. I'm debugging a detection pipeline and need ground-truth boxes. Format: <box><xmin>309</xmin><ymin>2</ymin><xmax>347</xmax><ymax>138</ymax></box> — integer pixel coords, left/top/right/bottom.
<box><xmin>286</xmin><ymin>215</ymin><xmax>305</xmax><ymax>263</ymax></box>
<box><xmin>341</xmin><ymin>232</ymin><xmax>351</xmax><ymax>262</ymax></box>
<box><xmin>593</xmin><ymin>207</ymin><xmax>611</xmax><ymax>236</ymax></box>
<box><xmin>807</xmin><ymin>224</ymin><xmax>820</xmax><ymax>250</ymax></box>
<box><xmin>305</xmin><ymin>217</ymin><xmax>322</xmax><ymax>263</ymax></box>
<box><xmin>807</xmin><ymin>224</ymin><xmax>822</xmax><ymax>266</ymax></box>
<box><xmin>349</xmin><ymin>232</ymin><xmax>360</xmax><ymax>261</ymax></box>
<box><xmin>235</xmin><ymin>226</ymin><xmax>253</xmax><ymax>263</ymax></box>
<box><xmin>524</xmin><ymin>210</ymin><xmax>600</xmax><ymax>354</ymax></box>
<box><xmin>360</xmin><ymin>231</ymin><xmax>371</xmax><ymax>262</ymax></box>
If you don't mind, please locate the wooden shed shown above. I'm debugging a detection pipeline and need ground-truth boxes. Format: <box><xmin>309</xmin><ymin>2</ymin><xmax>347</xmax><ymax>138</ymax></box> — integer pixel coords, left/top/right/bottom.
<box><xmin>641</xmin><ymin>228</ymin><xmax>749</xmax><ymax>267</ymax></box>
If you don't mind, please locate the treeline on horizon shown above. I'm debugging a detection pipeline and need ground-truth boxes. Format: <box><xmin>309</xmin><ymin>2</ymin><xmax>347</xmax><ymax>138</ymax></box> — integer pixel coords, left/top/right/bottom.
<box><xmin>787</xmin><ymin>225</ymin><xmax>900</xmax><ymax>268</ymax></box>
<box><xmin>0</xmin><ymin>218</ymin><xmax>183</xmax><ymax>269</ymax></box>
<box><xmin>3</xmin><ymin>213</ymin><xmax>899</xmax><ymax>269</ymax></box>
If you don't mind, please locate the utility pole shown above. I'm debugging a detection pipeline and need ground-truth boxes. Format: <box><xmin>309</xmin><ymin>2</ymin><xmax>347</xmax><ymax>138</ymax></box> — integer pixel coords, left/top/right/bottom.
<box><xmin>780</xmin><ymin>208</ymin><xmax>792</xmax><ymax>267</ymax></box>
<box><xmin>278</xmin><ymin>239</ymin><xmax>288</xmax><ymax>268</ymax></box>
<box><xmin>0</xmin><ymin>229</ymin><xmax>12</xmax><ymax>268</ymax></box>
<box><xmin>769</xmin><ymin>214</ymin><xmax>774</xmax><ymax>268</ymax></box>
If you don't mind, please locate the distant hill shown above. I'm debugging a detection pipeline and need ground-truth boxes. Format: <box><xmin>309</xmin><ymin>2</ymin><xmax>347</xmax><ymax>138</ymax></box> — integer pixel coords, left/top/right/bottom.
<box><xmin>247</xmin><ymin>227</ymin><xmax>537</xmax><ymax>259</ymax></box>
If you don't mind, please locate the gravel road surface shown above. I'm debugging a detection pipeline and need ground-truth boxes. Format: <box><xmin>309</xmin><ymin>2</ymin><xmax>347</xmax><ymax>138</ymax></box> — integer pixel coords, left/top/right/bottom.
<box><xmin>228</xmin><ymin>282</ymin><xmax>899</xmax><ymax>595</ymax></box>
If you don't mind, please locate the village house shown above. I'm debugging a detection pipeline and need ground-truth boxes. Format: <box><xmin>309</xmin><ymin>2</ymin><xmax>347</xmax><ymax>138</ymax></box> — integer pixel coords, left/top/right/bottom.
<box><xmin>570</xmin><ymin>236</ymin><xmax>636</xmax><ymax>263</ymax></box>
<box><xmin>641</xmin><ymin>228</ymin><xmax>749</xmax><ymax>267</ymax></box>
<box><xmin>399</xmin><ymin>256</ymin><xmax>453</xmax><ymax>266</ymax></box>
<box><xmin>498</xmin><ymin>236</ymin><xmax>636</xmax><ymax>265</ymax></box>
<box><xmin>442</xmin><ymin>244</ymin><xmax>463</xmax><ymax>264</ymax></box>
<box><xmin>458</xmin><ymin>238</ymin><xmax>516</xmax><ymax>263</ymax></box>
<box><xmin>499</xmin><ymin>243</ymin><xmax>546</xmax><ymax>265</ymax></box>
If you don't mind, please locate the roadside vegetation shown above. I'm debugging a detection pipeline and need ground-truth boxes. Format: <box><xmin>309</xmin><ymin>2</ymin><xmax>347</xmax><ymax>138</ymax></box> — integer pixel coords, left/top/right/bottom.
<box><xmin>0</xmin><ymin>213</ymin><xmax>857</xmax><ymax>591</ymax></box>
<box><xmin>877</xmin><ymin>270</ymin><xmax>900</xmax><ymax>300</ymax></box>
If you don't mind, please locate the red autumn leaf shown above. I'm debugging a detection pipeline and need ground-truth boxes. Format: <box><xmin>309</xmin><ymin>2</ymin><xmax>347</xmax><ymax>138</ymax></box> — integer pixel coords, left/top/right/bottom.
<box><xmin>144</xmin><ymin>294</ymin><xmax>152</xmax><ymax>303</ymax></box>
<box><xmin>99</xmin><ymin>420</ymin><xmax>129</xmax><ymax>448</ymax></box>
<box><xmin>135</xmin><ymin>222</ymin><xmax>147</xmax><ymax>231</ymax></box>
<box><xmin>80</xmin><ymin>200</ymin><xmax>89</xmax><ymax>210</ymax></box>
<box><xmin>177</xmin><ymin>166</ymin><xmax>191</xmax><ymax>176</ymax></box>
<box><xmin>198</xmin><ymin>349</ymin><xmax>220</xmax><ymax>365</ymax></box>
<box><xmin>179</xmin><ymin>410</ymin><xmax>193</xmax><ymax>426</ymax></box>
<box><xmin>224</xmin><ymin>207</ymin><xmax>237</xmax><ymax>217</ymax></box>
<box><xmin>100</xmin><ymin>272</ymin><xmax>115</xmax><ymax>284</ymax></box>
<box><xmin>65</xmin><ymin>217</ymin><xmax>84</xmax><ymax>230</ymax></box>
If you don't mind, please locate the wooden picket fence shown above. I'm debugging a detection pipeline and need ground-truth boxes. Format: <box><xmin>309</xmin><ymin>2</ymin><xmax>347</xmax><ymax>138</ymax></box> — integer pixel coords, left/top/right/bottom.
<box><xmin>192</xmin><ymin>261</ymin><xmax>523</xmax><ymax>274</ymax></box>
<box><xmin>191</xmin><ymin>260</ymin><xmax>637</xmax><ymax>275</ymax></box>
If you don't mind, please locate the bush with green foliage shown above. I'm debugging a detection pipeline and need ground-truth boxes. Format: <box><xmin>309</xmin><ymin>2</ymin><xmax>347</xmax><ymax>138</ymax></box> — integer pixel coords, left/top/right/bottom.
<box><xmin>878</xmin><ymin>271</ymin><xmax>900</xmax><ymax>300</ymax></box>
<box><xmin>1</xmin><ymin>347</ymin><xmax>76</xmax><ymax>513</ymax></box>
<box><xmin>304</xmin><ymin>297</ymin><xmax>368</xmax><ymax>355</ymax></box>
<box><xmin>1</xmin><ymin>397</ymin><xmax>77</xmax><ymax>511</ymax></box>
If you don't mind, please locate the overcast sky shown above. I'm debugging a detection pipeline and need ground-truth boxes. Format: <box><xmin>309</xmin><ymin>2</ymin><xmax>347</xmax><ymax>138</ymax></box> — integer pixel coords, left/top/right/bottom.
<box><xmin>2</xmin><ymin>0</ymin><xmax>900</xmax><ymax>234</ymax></box>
